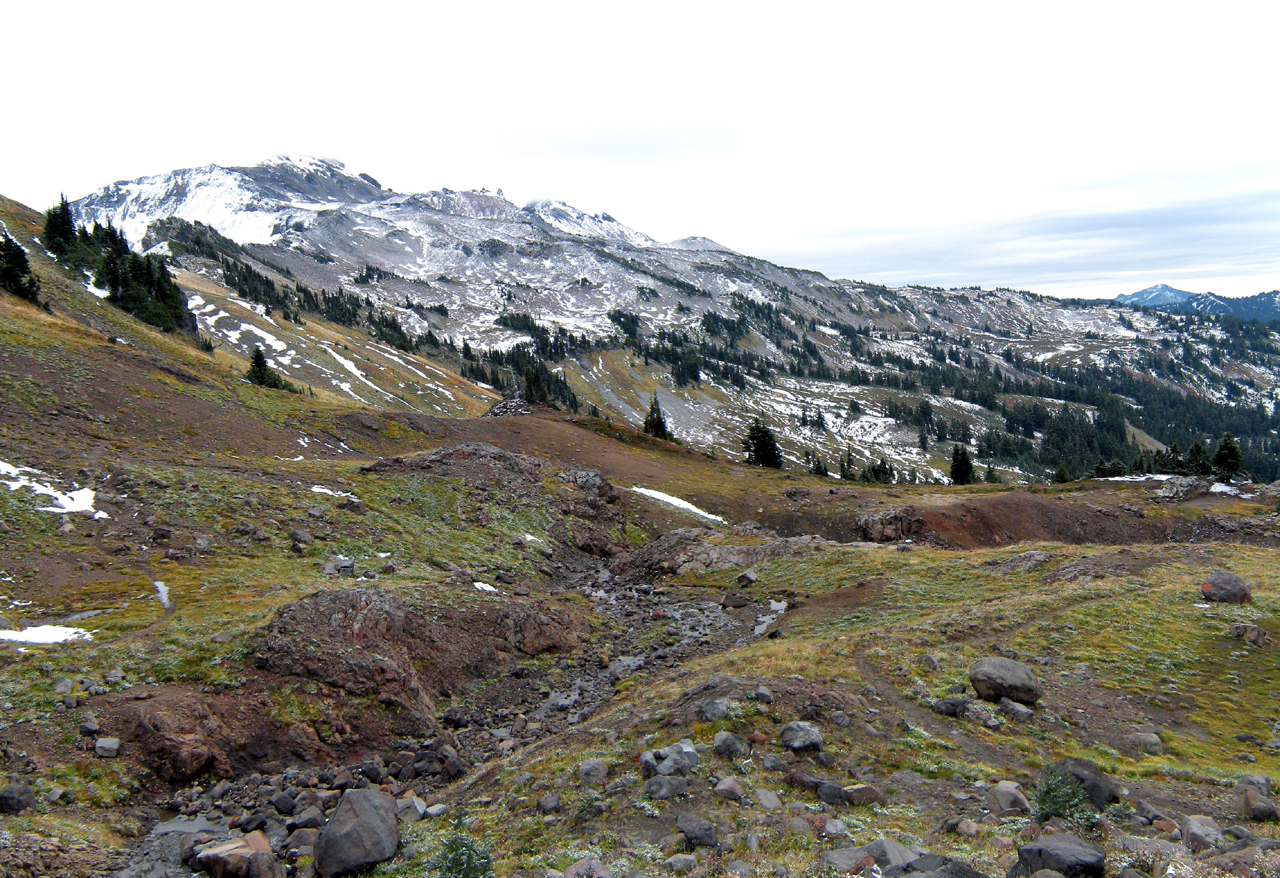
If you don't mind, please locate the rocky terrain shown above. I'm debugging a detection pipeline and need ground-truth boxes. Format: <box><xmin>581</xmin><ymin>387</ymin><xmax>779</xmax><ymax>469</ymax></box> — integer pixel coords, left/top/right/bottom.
<box><xmin>0</xmin><ymin>188</ymin><xmax>1278</xmax><ymax>878</ymax></box>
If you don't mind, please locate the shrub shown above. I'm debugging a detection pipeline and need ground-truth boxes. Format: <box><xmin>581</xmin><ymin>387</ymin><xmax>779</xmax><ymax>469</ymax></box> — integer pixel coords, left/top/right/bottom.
<box><xmin>1033</xmin><ymin>772</ymin><xmax>1091</xmax><ymax>825</ymax></box>
<box><xmin>424</xmin><ymin>831</ymin><xmax>494</xmax><ymax>878</ymax></box>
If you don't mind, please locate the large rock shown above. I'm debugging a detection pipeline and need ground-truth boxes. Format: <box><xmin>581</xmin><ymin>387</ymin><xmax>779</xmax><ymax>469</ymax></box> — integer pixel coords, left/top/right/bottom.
<box><xmin>1201</xmin><ymin>571</ymin><xmax>1251</xmax><ymax>603</ymax></box>
<box><xmin>713</xmin><ymin>731</ymin><xmax>750</xmax><ymax>759</ymax></box>
<box><xmin>823</xmin><ymin>838</ymin><xmax>916</xmax><ymax>872</ymax></box>
<box><xmin>986</xmin><ymin>780</ymin><xmax>1031</xmax><ymax>814</ymax></box>
<box><xmin>194</xmin><ymin>833</ymin><xmax>284</xmax><ymax>878</ymax></box>
<box><xmin>1180</xmin><ymin>815</ymin><xmax>1224</xmax><ymax>852</ymax></box>
<box><xmin>134</xmin><ymin>699</ymin><xmax>234</xmax><ymax>780</ymax></box>
<box><xmin>564</xmin><ymin>857</ymin><xmax>610</xmax><ymax>878</ymax></box>
<box><xmin>1009</xmin><ymin>834</ymin><xmax>1105</xmax><ymax>878</ymax></box>
<box><xmin>1238</xmin><ymin>774</ymin><xmax>1273</xmax><ymax>797</ymax></box>
<box><xmin>0</xmin><ymin>784</ymin><xmax>35</xmax><ymax>814</ymax></box>
<box><xmin>1046</xmin><ymin>758</ymin><xmax>1119</xmax><ymax>811</ymax></box>
<box><xmin>579</xmin><ymin>758</ymin><xmax>609</xmax><ymax>787</ymax></box>
<box><xmin>314</xmin><ymin>789</ymin><xmax>398</xmax><ymax>877</ymax></box>
<box><xmin>1237</xmin><ymin>789</ymin><xmax>1279</xmax><ymax>822</ymax></box>
<box><xmin>676</xmin><ymin>812</ymin><xmax>717</xmax><ymax>848</ymax></box>
<box><xmin>969</xmin><ymin>657</ymin><xmax>1043</xmax><ymax>705</ymax></box>
<box><xmin>780</xmin><ymin>721</ymin><xmax>823</xmax><ymax>751</ymax></box>
<box><xmin>645</xmin><ymin>776</ymin><xmax>688</xmax><ymax>800</ymax></box>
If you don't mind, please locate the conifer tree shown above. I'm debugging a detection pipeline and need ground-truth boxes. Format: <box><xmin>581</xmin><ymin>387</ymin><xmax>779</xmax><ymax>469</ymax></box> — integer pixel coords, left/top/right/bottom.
<box><xmin>742</xmin><ymin>418</ymin><xmax>783</xmax><ymax>468</ymax></box>
<box><xmin>42</xmin><ymin>195</ymin><xmax>77</xmax><ymax>255</ymax></box>
<box><xmin>950</xmin><ymin>444</ymin><xmax>974</xmax><ymax>485</ymax></box>
<box><xmin>0</xmin><ymin>235</ymin><xmax>40</xmax><ymax>303</ymax></box>
<box><xmin>1213</xmin><ymin>434</ymin><xmax>1241</xmax><ymax>478</ymax></box>
<box><xmin>643</xmin><ymin>394</ymin><xmax>671</xmax><ymax>441</ymax></box>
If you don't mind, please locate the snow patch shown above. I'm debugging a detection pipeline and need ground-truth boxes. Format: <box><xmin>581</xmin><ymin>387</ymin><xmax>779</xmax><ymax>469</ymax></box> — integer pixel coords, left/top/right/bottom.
<box><xmin>0</xmin><ymin>625</ymin><xmax>93</xmax><ymax>644</ymax></box>
<box><xmin>630</xmin><ymin>487</ymin><xmax>725</xmax><ymax>523</ymax></box>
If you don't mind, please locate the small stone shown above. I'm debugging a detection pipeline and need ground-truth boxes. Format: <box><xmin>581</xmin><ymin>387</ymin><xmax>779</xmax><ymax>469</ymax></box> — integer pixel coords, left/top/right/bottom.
<box><xmin>537</xmin><ymin>793</ymin><xmax>561</xmax><ymax>813</ymax></box>
<box><xmin>780</xmin><ymin>721</ymin><xmax>823</xmax><ymax>751</ymax></box>
<box><xmin>95</xmin><ymin>737</ymin><xmax>121</xmax><ymax>758</ymax></box>
<box><xmin>713</xmin><ymin>776</ymin><xmax>746</xmax><ymax>801</ymax></box>
<box><xmin>665</xmin><ymin>854</ymin><xmax>697</xmax><ymax>874</ymax></box>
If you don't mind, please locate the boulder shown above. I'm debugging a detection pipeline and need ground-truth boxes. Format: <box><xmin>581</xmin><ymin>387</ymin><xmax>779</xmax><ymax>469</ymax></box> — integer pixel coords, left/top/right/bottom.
<box><xmin>676</xmin><ymin>811</ymin><xmax>717</xmax><ymax>848</ymax></box>
<box><xmin>713</xmin><ymin>731</ymin><xmax>750</xmax><ymax>759</ymax></box>
<box><xmin>666</xmin><ymin>854</ymin><xmax>697</xmax><ymax>874</ymax></box>
<box><xmin>779</xmin><ymin>721</ymin><xmax>824</xmax><ymax>751</ymax></box>
<box><xmin>844</xmin><ymin>784</ymin><xmax>887</xmax><ymax>807</ymax></box>
<box><xmin>754</xmin><ymin>788</ymin><xmax>782</xmax><ymax>810</ymax></box>
<box><xmin>1046</xmin><ymin>758</ymin><xmax>1119</xmax><ymax>811</ymax></box>
<box><xmin>713</xmin><ymin>776</ymin><xmax>746</xmax><ymax>801</ymax></box>
<box><xmin>579</xmin><ymin>758</ymin><xmax>609</xmax><ymax>787</ymax></box>
<box><xmin>565</xmin><ymin>857</ymin><xmax>610</xmax><ymax>878</ymax></box>
<box><xmin>969</xmin><ymin>657</ymin><xmax>1043</xmax><ymax>705</ymax></box>
<box><xmin>314</xmin><ymin>789</ymin><xmax>398</xmax><ymax>877</ymax></box>
<box><xmin>95</xmin><ymin>737</ymin><xmax>121</xmax><ymax>757</ymax></box>
<box><xmin>1009</xmin><ymin>833</ymin><xmax>1105</xmax><ymax>878</ymax></box>
<box><xmin>0</xmin><ymin>784</ymin><xmax>36</xmax><ymax>815</ymax></box>
<box><xmin>1126</xmin><ymin>732</ymin><xmax>1164</xmax><ymax>755</ymax></box>
<box><xmin>1238</xmin><ymin>774</ymin><xmax>1272</xmax><ymax>797</ymax></box>
<box><xmin>645</xmin><ymin>776</ymin><xmax>687</xmax><ymax>800</ymax></box>
<box><xmin>135</xmin><ymin>700</ymin><xmax>234</xmax><ymax>780</ymax></box>
<box><xmin>194</xmin><ymin>835</ymin><xmax>284</xmax><ymax>878</ymax></box>
<box><xmin>823</xmin><ymin>838</ymin><xmax>916</xmax><ymax>872</ymax></box>
<box><xmin>1236</xmin><ymin>790</ymin><xmax>1278</xmax><ymax>822</ymax></box>
<box><xmin>1180</xmin><ymin>815</ymin><xmax>1224</xmax><ymax>852</ymax></box>
<box><xmin>1202</xmin><ymin>571</ymin><xmax>1251</xmax><ymax>603</ymax></box>
<box><xmin>986</xmin><ymin>780</ymin><xmax>1031</xmax><ymax>814</ymax></box>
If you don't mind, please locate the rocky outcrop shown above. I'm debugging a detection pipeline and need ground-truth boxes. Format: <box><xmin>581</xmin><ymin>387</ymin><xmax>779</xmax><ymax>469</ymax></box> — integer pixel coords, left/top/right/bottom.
<box><xmin>135</xmin><ymin>700</ymin><xmax>234</xmax><ymax>781</ymax></box>
<box><xmin>254</xmin><ymin>589</ymin><xmax>588</xmax><ymax>730</ymax></box>
<box><xmin>856</xmin><ymin>509</ymin><xmax>928</xmax><ymax>543</ymax></box>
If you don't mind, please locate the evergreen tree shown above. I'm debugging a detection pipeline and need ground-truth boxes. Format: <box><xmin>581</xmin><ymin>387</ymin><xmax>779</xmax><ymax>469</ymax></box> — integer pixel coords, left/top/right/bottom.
<box><xmin>950</xmin><ymin>444</ymin><xmax>974</xmax><ymax>485</ymax></box>
<box><xmin>810</xmin><ymin>454</ymin><xmax>828</xmax><ymax>477</ymax></box>
<box><xmin>985</xmin><ymin>464</ymin><xmax>1002</xmax><ymax>484</ymax></box>
<box><xmin>1213</xmin><ymin>434</ymin><xmax>1241</xmax><ymax>478</ymax></box>
<box><xmin>742</xmin><ymin>418</ymin><xmax>783</xmax><ymax>468</ymax></box>
<box><xmin>1187</xmin><ymin>441</ymin><xmax>1212</xmax><ymax>476</ymax></box>
<box><xmin>245</xmin><ymin>345</ymin><xmax>299</xmax><ymax>392</ymax></box>
<box><xmin>42</xmin><ymin>195</ymin><xmax>77</xmax><ymax>255</ymax></box>
<box><xmin>643</xmin><ymin>394</ymin><xmax>671</xmax><ymax>440</ymax></box>
<box><xmin>0</xmin><ymin>235</ymin><xmax>40</xmax><ymax>303</ymax></box>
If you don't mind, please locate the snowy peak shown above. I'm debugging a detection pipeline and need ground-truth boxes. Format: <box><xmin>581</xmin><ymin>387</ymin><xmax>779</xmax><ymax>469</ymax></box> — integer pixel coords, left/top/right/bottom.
<box><xmin>524</xmin><ymin>200</ymin><xmax>655</xmax><ymax>248</ymax></box>
<box><xmin>667</xmin><ymin>236</ymin><xmax>736</xmax><ymax>254</ymax></box>
<box><xmin>1115</xmin><ymin>283</ymin><xmax>1194</xmax><ymax>308</ymax></box>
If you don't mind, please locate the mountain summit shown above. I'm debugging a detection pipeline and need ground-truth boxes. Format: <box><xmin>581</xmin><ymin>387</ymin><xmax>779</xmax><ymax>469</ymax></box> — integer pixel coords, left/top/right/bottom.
<box><xmin>1115</xmin><ymin>283</ymin><xmax>1194</xmax><ymax>308</ymax></box>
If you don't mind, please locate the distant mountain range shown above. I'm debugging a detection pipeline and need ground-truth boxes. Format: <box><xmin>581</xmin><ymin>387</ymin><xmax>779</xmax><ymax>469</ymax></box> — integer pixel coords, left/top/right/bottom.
<box><xmin>1117</xmin><ymin>284</ymin><xmax>1280</xmax><ymax>323</ymax></box>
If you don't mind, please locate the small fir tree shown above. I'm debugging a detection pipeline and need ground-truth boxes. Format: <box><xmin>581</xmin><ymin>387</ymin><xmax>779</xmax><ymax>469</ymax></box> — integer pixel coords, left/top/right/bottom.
<box><xmin>1213</xmin><ymin>434</ymin><xmax>1241</xmax><ymax>478</ymax></box>
<box><xmin>643</xmin><ymin>394</ymin><xmax>671</xmax><ymax>440</ymax></box>
<box><xmin>742</xmin><ymin>418</ymin><xmax>783</xmax><ymax>468</ymax></box>
<box><xmin>950</xmin><ymin>444</ymin><xmax>974</xmax><ymax>485</ymax></box>
<box><xmin>0</xmin><ymin>235</ymin><xmax>40</xmax><ymax>303</ymax></box>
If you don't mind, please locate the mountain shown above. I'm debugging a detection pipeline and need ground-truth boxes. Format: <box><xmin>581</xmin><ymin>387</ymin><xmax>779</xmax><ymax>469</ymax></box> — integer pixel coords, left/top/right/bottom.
<box><xmin>1117</xmin><ymin>283</ymin><xmax>1280</xmax><ymax>323</ymax></box>
<box><xmin>1115</xmin><ymin>283</ymin><xmax>1194</xmax><ymax>308</ymax></box>
<box><xmin>67</xmin><ymin>156</ymin><xmax>1280</xmax><ymax>484</ymax></box>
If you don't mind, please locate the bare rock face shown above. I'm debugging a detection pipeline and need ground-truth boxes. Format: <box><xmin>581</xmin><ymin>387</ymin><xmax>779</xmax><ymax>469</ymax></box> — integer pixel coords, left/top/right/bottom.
<box><xmin>135</xmin><ymin>699</ymin><xmax>233</xmax><ymax>781</ymax></box>
<box><xmin>254</xmin><ymin>588</ymin><xmax>589</xmax><ymax>730</ymax></box>
<box><xmin>969</xmin><ymin>657</ymin><xmax>1043</xmax><ymax>705</ymax></box>
<box><xmin>614</xmin><ymin>527</ymin><xmax>836</xmax><ymax>578</ymax></box>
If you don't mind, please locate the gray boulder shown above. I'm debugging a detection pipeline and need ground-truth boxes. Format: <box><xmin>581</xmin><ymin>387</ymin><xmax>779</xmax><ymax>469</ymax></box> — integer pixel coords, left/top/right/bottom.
<box><xmin>780</xmin><ymin>721</ymin><xmax>823</xmax><ymax>751</ymax></box>
<box><xmin>1046</xmin><ymin>758</ymin><xmax>1119</xmax><ymax>811</ymax></box>
<box><xmin>314</xmin><ymin>789</ymin><xmax>398</xmax><ymax>877</ymax></box>
<box><xmin>565</xmin><ymin>857</ymin><xmax>610</xmax><ymax>878</ymax></box>
<box><xmin>0</xmin><ymin>784</ymin><xmax>35</xmax><ymax>814</ymax></box>
<box><xmin>987</xmin><ymin>780</ymin><xmax>1031</xmax><ymax>814</ymax></box>
<box><xmin>1180</xmin><ymin>815</ymin><xmax>1224</xmax><ymax>852</ymax></box>
<box><xmin>665</xmin><ymin>854</ymin><xmax>697</xmax><ymax>874</ymax></box>
<box><xmin>1201</xmin><ymin>571</ymin><xmax>1251</xmax><ymax>603</ymax></box>
<box><xmin>1009</xmin><ymin>833</ymin><xmax>1105</xmax><ymax>878</ymax></box>
<box><xmin>579</xmin><ymin>758</ymin><xmax>609</xmax><ymax>787</ymax></box>
<box><xmin>645</xmin><ymin>776</ymin><xmax>687</xmax><ymax>800</ymax></box>
<box><xmin>969</xmin><ymin>657</ymin><xmax>1043</xmax><ymax>705</ymax></box>
<box><xmin>823</xmin><ymin>838</ymin><xmax>916</xmax><ymax>871</ymax></box>
<box><xmin>713</xmin><ymin>730</ymin><xmax>750</xmax><ymax>759</ymax></box>
<box><xmin>1237</xmin><ymin>789</ymin><xmax>1279</xmax><ymax>822</ymax></box>
<box><xmin>676</xmin><ymin>811</ymin><xmax>717</xmax><ymax>848</ymax></box>
<box><xmin>95</xmin><ymin>737</ymin><xmax>121</xmax><ymax>757</ymax></box>
<box><xmin>1238</xmin><ymin>774</ymin><xmax>1272</xmax><ymax>797</ymax></box>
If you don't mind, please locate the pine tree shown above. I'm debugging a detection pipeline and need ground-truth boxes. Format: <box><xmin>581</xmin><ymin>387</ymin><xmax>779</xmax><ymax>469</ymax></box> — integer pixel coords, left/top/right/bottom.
<box><xmin>42</xmin><ymin>195</ymin><xmax>78</xmax><ymax>255</ymax></box>
<box><xmin>0</xmin><ymin>235</ymin><xmax>40</xmax><ymax>303</ymax></box>
<box><xmin>247</xmin><ymin>346</ymin><xmax>271</xmax><ymax>385</ymax></box>
<box><xmin>643</xmin><ymin>394</ymin><xmax>671</xmax><ymax>441</ymax></box>
<box><xmin>950</xmin><ymin>444</ymin><xmax>974</xmax><ymax>485</ymax></box>
<box><xmin>1213</xmin><ymin>434</ymin><xmax>1241</xmax><ymax>478</ymax></box>
<box><xmin>742</xmin><ymin>418</ymin><xmax>783</xmax><ymax>468</ymax></box>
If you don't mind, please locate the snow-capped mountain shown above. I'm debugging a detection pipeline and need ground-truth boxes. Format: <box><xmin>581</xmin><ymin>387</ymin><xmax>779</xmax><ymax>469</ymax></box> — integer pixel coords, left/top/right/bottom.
<box><xmin>1116</xmin><ymin>283</ymin><xmax>1280</xmax><ymax>323</ymax></box>
<box><xmin>1116</xmin><ymin>283</ymin><xmax>1194</xmax><ymax>308</ymax></box>
<box><xmin>68</xmin><ymin>156</ymin><xmax>1280</xmax><ymax>482</ymax></box>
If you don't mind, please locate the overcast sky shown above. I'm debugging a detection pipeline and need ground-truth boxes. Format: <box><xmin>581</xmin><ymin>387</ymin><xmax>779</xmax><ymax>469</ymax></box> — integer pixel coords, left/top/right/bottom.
<box><xmin>6</xmin><ymin>2</ymin><xmax>1280</xmax><ymax>299</ymax></box>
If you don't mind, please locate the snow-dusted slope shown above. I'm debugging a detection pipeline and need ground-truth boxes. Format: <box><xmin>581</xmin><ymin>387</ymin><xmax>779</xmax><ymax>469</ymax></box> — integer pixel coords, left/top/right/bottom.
<box><xmin>1116</xmin><ymin>283</ymin><xmax>1193</xmax><ymax>308</ymax></box>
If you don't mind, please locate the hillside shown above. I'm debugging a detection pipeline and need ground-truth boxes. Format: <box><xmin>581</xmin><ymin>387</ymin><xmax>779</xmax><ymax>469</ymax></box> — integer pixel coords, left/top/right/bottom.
<box><xmin>67</xmin><ymin>157</ymin><xmax>1280</xmax><ymax>485</ymax></box>
<box><xmin>0</xmin><ymin>184</ymin><xmax>1278</xmax><ymax>878</ymax></box>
